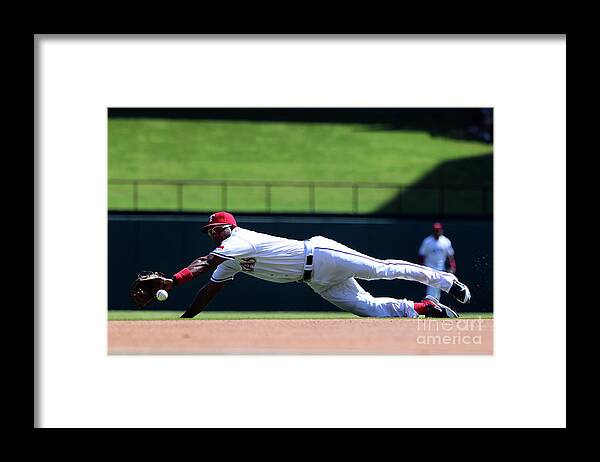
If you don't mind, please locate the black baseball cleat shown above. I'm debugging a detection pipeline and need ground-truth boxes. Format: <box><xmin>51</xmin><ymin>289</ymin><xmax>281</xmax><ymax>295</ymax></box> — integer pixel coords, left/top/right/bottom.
<box><xmin>423</xmin><ymin>295</ymin><xmax>460</xmax><ymax>318</ymax></box>
<box><xmin>448</xmin><ymin>279</ymin><xmax>471</xmax><ymax>304</ymax></box>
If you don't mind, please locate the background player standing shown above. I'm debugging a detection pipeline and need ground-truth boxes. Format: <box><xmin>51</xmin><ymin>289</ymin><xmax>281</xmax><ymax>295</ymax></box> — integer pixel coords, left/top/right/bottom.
<box><xmin>418</xmin><ymin>222</ymin><xmax>457</xmax><ymax>302</ymax></box>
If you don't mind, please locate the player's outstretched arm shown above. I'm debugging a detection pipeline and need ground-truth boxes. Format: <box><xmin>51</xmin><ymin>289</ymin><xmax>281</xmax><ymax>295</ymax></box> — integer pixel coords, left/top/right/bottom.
<box><xmin>172</xmin><ymin>254</ymin><xmax>227</xmax><ymax>286</ymax></box>
<box><xmin>180</xmin><ymin>280</ymin><xmax>228</xmax><ymax>318</ymax></box>
<box><xmin>187</xmin><ymin>254</ymin><xmax>226</xmax><ymax>277</ymax></box>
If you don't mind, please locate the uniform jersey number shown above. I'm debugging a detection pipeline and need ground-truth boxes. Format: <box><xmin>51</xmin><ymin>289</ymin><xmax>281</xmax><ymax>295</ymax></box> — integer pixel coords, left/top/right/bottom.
<box><xmin>240</xmin><ymin>258</ymin><xmax>256</xmax><ymax>272</ymax></box>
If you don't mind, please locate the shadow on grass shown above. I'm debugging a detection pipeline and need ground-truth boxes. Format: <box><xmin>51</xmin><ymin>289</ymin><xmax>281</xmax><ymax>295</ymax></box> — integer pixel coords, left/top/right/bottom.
<box><xmin>376</xmin><ymin>152</ymin><xmax>493</xmax><ymax>216</ymax></box>
<box><xmin>108</xmin><ymin>108</ymin><xmax>493</xmax><ymax>143</ymax></box>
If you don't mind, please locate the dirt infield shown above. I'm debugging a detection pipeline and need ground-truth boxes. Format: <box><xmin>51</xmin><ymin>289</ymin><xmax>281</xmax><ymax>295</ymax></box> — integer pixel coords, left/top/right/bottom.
<box><xmin>108</xmin><ymin>318</ymin><xmax>493</xmax><ymax>355</ymax></box>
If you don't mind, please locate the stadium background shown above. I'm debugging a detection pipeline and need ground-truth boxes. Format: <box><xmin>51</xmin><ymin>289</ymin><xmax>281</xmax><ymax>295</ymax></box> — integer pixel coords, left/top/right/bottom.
<box><xmin>108</xmin><ymin>108</ymin><xmax>493</xmax><ymax>312</ymax></box>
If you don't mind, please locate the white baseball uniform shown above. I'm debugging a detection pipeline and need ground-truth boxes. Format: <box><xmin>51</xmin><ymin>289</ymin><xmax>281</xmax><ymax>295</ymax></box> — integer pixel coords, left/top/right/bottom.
<box><xmin>210</xmin><ymin>227</ymin><xmax>458</xmax><ymax>318</ymax></box>
<box><xmin>418</xmin><ymin>235</ymin><xmax>455</xmax><ymax>299</ymax></box>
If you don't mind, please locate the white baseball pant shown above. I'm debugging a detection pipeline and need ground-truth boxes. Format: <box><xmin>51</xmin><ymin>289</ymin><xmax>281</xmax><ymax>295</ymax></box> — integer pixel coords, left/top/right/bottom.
<box><xmin>304</xmin><ymin>236</ymin><xmax>457</xmax><ymax>318</ymax></box>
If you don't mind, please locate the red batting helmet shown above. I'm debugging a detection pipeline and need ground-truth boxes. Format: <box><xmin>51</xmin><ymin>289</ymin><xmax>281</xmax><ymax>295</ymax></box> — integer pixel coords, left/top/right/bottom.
<box><xmin>201</xmin><ymin>211</ymin><xmax>238</xmax><ymax>233</ymax></box>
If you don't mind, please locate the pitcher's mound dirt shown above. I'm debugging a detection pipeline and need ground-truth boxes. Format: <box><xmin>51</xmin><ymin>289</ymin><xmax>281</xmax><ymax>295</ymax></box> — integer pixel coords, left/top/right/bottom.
<box><xmin>108</xmin><ymin>318</ymin><xmax>493</xmax><ymax>355</ymax></box>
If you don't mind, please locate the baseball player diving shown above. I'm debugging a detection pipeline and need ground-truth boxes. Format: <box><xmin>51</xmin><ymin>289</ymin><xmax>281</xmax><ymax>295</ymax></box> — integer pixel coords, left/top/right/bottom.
<box><xmin>130</xmin><ymin>212</ymin><xmax>471</xmax><ymax>319</ymax></box>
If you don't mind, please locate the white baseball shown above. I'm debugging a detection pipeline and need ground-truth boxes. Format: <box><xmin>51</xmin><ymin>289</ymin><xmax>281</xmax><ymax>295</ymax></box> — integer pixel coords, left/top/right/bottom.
<box><xmin>156</xmin><ymin>289</ymin><xmax>169</xmax><ymax>302</ymax></box>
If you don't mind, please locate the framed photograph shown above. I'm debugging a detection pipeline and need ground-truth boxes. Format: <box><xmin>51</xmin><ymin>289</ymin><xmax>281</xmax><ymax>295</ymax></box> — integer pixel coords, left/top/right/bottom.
<box><xmin>35</xmin><ymin>35</ymin><xmax>566</xmax><ymax>428</ymax></box>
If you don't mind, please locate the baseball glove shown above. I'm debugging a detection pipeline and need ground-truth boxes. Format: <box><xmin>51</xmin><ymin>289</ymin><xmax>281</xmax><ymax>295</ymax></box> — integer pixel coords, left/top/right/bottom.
<box><xmin>130</xmin><ymin>271</ymin><xmax>172</xmax><ymax>308</ymax></box>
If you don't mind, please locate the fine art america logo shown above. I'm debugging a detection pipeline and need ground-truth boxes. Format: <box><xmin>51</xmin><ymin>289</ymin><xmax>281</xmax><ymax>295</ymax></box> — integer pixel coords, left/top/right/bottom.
<box><xmin>416</xmin><ymin>318</ymin><xmax>484</xmax><ymax>345</ymax></box>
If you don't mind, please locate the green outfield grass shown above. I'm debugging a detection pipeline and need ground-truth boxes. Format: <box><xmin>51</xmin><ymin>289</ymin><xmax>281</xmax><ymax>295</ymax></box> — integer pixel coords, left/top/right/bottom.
<box><xmin>108</xmin><ymin>310</ymin><xmax>494</xmax><ymax>321</ymax></box>
<box><xmin>108</xmin><ymin>119</ymin><xmax>492</xmax><ymax>213</ymax></box>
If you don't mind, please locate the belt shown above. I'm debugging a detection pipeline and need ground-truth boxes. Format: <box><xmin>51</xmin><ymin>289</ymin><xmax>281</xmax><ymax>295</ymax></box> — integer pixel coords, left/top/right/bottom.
<box><xmin>301</xmin><ymin>240</ymin><xmax>314</xmax><ymax>282</ymax></box>
<box><xmin>303</xmin><ymin>255</ymin><xmax>313</xmax><ymax>281</ymax></box>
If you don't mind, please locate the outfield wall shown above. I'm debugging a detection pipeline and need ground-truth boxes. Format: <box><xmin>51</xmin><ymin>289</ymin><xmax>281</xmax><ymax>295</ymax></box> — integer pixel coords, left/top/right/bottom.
<box><xmin>108</xmin><ymin>213</ymin><xmax>493</xmax><ymax>312</ymax></box>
